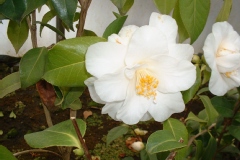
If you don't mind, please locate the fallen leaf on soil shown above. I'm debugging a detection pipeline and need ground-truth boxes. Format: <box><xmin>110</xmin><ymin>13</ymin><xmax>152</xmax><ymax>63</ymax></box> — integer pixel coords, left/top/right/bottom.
<box><xmin>83</xmin><ymin>110</ymin><xmax>93</xmax><ymax>119</ymax></box>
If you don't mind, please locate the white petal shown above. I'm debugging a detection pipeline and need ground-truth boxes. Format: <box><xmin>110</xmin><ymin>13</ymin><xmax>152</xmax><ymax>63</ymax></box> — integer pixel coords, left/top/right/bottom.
<box><xmin>209</xmin><ymin>68</ymin><xmax>231</xmax><ymax>96</ymax></box>
<box><xmin>149</xmin><ymin>12</ymin><xmax>178</xmax><ymax>44</ymax></box>
<box><xmin>216</xmin><ymin>54</ymin><xmax>240</xmax><ymax>73</ymax></box>
<box><xmin>118</xmin><ymin>25</ymin><xmax>139</xmax><ymax>45</ymax></box>
<box><xmin>168</xmin><ymin>44</ymin><xmax>194</xmax><ymax>61</ymax></box>
<box><xmin>140</xmin><ymin>112</ymin><xmax>152</xmax><ymax>121</ymax></box>
<box><xmin>116</xmin><ymin>80</ymin><xmax>151</xmax><ymax>125</ymax></box>
<box><xmin>125</xmin><ymin>25</ymin><xmax>168</xmax><ymax>66</ymax></box>
<box><xmin>203</xmin><ymin>33</ymin><xmax>218</xmax><ymax>69</ymax></box>
<box><xmin>94</xmin><ymin>70</ymin><xmax>129</xmax><ymax>102</ymax></box>
<box><xmin>148</xmin><ymin>92</ymin><xmax>185</xmax><ymax>122</ymax></box>
<box><xmin>150</xmin><ymin>55</ymin><xmax>196</xmax><ymax>93</ymax></box>
<box><xmin>86</xmin><ymin>42</ymin><xmax>127</xmax><ymax>78</ymax></box>
<box><xmin>84</xmin><ymin>77</ymin><xmax>106</xmax><ymax>104</ymax></box>
<box><xmin>102</xmin><ymin>101</ymin><xmax>123</xmax><ymax>121</ymax></box>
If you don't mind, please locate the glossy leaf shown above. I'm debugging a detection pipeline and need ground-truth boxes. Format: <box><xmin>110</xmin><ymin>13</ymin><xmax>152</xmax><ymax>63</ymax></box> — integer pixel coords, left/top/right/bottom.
<box><xmin>103</xmin><ymin>15</ymin><xmax>127</xmax><ymax>39</ymax></box>
<box><xmin>106</xmin><ymin>125</ymin><xmax>129</xmax><ymax>145</ymax></box>
<box><xmin>19</xmin><ymin>47</ymin><xmax>48</xmax><ymax>88</ymax></box>
<box><xmin>7</xmin><ymin>19</ymin><xmax>29</xmax><ymax>53</ymax></box>
<box><xmin>228</xmin><ymin>125</ymin><xmax>240</xmax><ymax>141</ymax></box>
<box><xmin>43</xmin><ymin>37</ymin><xmax>105</xmax><ymax>87</ymax></box>
<box><xmin>179</xmin><ymin>0</ymin><xmax>210</xmax><ymax>43</ymax></box>
<box><xmin>122</xmin><ymin>157</ymin><xmax>134</xmax><ymax>160</ymax></box>
<box><xmin>172</xmin><ymin>0</ymin><xmax>189</xmax><ymax>42</ymax></box>
<box><xmin>153</xmin><ymin>0</ymin><xmax>177</xmax><ymax>14</ymax></box>
<box><xmin>146</xmin><ymin>130</ymin><xmax>186</xmax><ymax>154</ymax></box>
<box><xmin>201</xmin><ymin>70</ymin><xmax>211</xmax><ymax>85</ymax></box>
<box><xmin>0</xmin><ymin>72</ymin><xmax>21</xmax><ymax>98</ymax></box>
<box><xmin>22</xmin><ymin>0</ymin><xmax>47</xmax><ymax>19</ymax></box>
<box><xmin>0</xmin><ymin>0</ymin><xmax>26</xmax><ymax>22</ymax></box>
<box><xmin>36</xmin><ymin>21</ymin><xmax>65</xmax><ymax>39</ymax></box>
<box><xmin>40</xmin><ymin>10</ymin><xmax>56</xmax><ymax>36</ymax></box>
<box><xmin>50</xmin><ymin>0</ymin><xmax>77</xmax><ymax>30</ymax></box>
<box><xmin>216</xmin><ymin>0</ymin><xmax>232</xmax><ymax>22</ymax></box>
<box><xmin>221</xmin><ymin>144</ymin><xmax>240</xmax><ymax>154</ymax></box>
<box><xmin>201</xmin><ymin>136</ymin><xmax>217</xmax><ymax>160</ymax></box>
<box><xmin>211</xmin><ymin>96</ymin><xmax>235</xmax><ymax>118</ymax></box>
<box><xmin>24</xmin><ymin>119</ymin><xmax>86</xmax><ymax>149</ymax></box>
<box><xmin>0</xmin><ymin>145</ymin><xmax>17</xmax><ymax>160</ymax></box>
<box><xmin>199</xmin><ymin>95</ymin><xmax>219</xmax><ymax>126</ymax></box>
<box><xmin>163</xmin><ymin>118</ymin><xmax>188</xmax><ymax>160</ymax></box>
<box><xmin>185</xmin><ymin>112</ymin><xmax>207</xmax><ymax>123</ymax></box>
<box><xmin>182</xmin><ymin>66</ymin><xmax>201</xmax><ymax>104</ymax></box>
<box><xmin>111</xmin><ymin>0</ymin><xmax>134</xmax><ymax>15</ymax></box>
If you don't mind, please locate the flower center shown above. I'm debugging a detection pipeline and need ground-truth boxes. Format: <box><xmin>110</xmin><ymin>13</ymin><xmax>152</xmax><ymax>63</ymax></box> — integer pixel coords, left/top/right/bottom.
<box><xmin>224</xmin><ymin>70</ymin><xmax>237</xmax><ymax>78</ymax></box>
<box><xmin>135</xmin><ymin>69</ymin><xmax>159</xmax><ymax>101</ymax></box>
<box><xmin>217</xmin><ymin>47</ymin><xmax>236</xmax><ymax>57</ymax></box>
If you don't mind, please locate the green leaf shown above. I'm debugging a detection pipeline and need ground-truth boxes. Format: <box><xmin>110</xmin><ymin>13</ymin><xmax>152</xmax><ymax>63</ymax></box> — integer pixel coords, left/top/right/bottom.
<box><xmin>58</xmin><ymin>87</ymin><xmax>84</xmax><ymax>110</ymax></box>
<box><xmin>140</xmin><ymin>149</ymin><xmax>158</xmax><ymax>160</ymax></box>
<box><xmin>103</xmin><ymin>15</ymin><xmax>127</xmax><ymax>39</ymax></box>
<box><xmin>153</xmin><ymin>0</ymin><xmax>177</xmax><ymax>14</ymax></box>
<box><xmin>202</xmin><ymin>70</ymin><xmax>211</xmax><ymax>85</ymax></box>
<box><xmin>0</xmin><ymin>0</ymin><xmax>26</xmax><ymax>22</ymax></box>
<box><xmin>110</xmin><ymin>0</ymin><xmax>134</xmax><ymax>15</ymax></box>
<box><xmin>19</xmin><ymin>47</ymin><xmax>48</xmax><ymax>88</ymax></box>
<box><xmin>201</xmin><ymin>136</ymin><xmax>217</xmax><ymax>160</ymax></box>
<box><xmin>50</xmin><ymin>0</ymin><xmax>77</xmax><ymax>30</ymax></box>
<box><xmin>36</xmin><ymin>21</ymin><xmax>65</xmax><ymax>39</ymax></box>
<box><xmin>0</xmin><ymin>145</ymin><xmax>17</xmax><ymax>160</ymax></box>
<box><xmin>228</xmin><ymin>125</ymin><xmax>240</xmax><ymax>141</ymax></box>
<box><xmin>122</xmin><ymin>157</ymin><xmax>134</xmax><ymax>160</ymax></box>
<box><xmin>182</xmin><ymin>66</ymin><xmax>201</xmax><ymax>104</ymax></box>
<box><xmin>82</xmin><ymin>29</ymin><xmax>97</xmax><ymax>37</ymax></box>
<box><xmin>7</xmin><ymin>19</ymin><xmax>29</xmax><ymax>53</ymax></box>
<box><xmin>0</xmin><ymin>0</ymin><xmax>5</xmax><ymax>4</ymax></box>
<box><xmin>40</xmin><ymin>10</ymin><xmax>56</xmax><ymax>36</ymax></box>
<box><xmin>185</xmin><ymin>112</ymin><xmax>207</xmax><ymax>123</ymax></box>
<box><xmin>221</xmin><ymin>144</ymin><xmax>240</xmax><ymax>154</ymax></box>
<box><xmin>216</xmin><ymin>0</ymin><xmax>232</xmax><ymax>22</ymax></box>
<box><xmin>22</xmin><ymin>0</ymin><xmax>47</xmax><ymax>19</ymax></box>
<box><xmin>179</xmin><ymin>0</ymin><xmax>210</xmax><ymax>43</ymax></box>
<box><xmin>24</xmin><ymin>119</ymin><xmax>86</xmax><ymax>149</ymax></box>
<box><xmin>172</xmin><ymin>0</ymin><xmax>189</xmax><ymax>43</ymax></box>
<box><xmin>43</xmin><ymin>37</ymin><xmax>106</xmax><ymax>87</ymax></box>
<box><xmin>106</xmin><ymin>125</ymin><xmax>129</xmax><ymax>145</ymax></box>
<box><xmin>234</xmin><ymin>112</ymin><xmax>240</xmax><ymax>123</ymax></box>
<box><xmin>163</xmin><ymin>118</ymin><xmax>188</xmax><ymax>160</ymax></box>
<box><xmin>211</xmin><ymin>96</ymin><xmax>235</xmax><ymax>118</ymax></box>
<box><xmin>146</xmin><ymin>130</ymin><xmax>186</xmax><ymax>154</ymax></box>
<box><xmin>199</xmin><ymin>95</ymin><xmax>219</xmax><ymax>126</ymax></box>
<box><xmin>193</xmin><ymin>140</ymin><xmax>203</xmax><ymax>160</ymax></box>
<box><xmin>0</xmin><ymin>72</ymin><xmax>21</xmax><ymax>98</ymax></box>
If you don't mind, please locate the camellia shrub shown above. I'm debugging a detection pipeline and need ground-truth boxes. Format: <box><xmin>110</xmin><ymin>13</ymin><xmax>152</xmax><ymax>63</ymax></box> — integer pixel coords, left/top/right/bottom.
<box><xmin>0</xmin><ymin>0</ymin><xmax>240</xmax><ymax>160</ymax></box>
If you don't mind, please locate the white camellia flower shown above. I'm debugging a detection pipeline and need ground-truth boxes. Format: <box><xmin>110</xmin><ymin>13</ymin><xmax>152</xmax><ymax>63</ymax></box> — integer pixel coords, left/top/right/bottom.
<box><xmin>203</xmin><ymin>22</ymin><xmax>240</xmax><ymax>96</ymax></box>
<box><xmin>85</xmin><ymin>12</ymin><xmax>196</xmax><ymax>125</ymax></box>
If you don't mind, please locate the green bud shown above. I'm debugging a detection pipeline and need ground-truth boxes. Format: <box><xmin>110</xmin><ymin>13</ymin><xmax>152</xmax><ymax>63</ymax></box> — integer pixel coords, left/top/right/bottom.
<box><xmin>192</xmin><ymin>54</ymin><xmax>201</xmax><ymax>64</ymax></box>
<box><xmin>73</xmin><ymin>148</ymin><xmax>84</xmax><ymax>156</ymax></box>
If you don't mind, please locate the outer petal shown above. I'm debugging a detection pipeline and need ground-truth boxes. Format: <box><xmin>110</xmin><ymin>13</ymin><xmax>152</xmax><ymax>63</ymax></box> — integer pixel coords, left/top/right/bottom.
<box><xmin>168</xmin><ymin>44</ymin><xmax>194</xmax><ymax>61</ymax></box>
<box><xmin>149</xmin><ymin>55</ymin><xmax>196</xmax><ymax>93</ymax></box>
<box><xmin>148</xmin><ymin>92</ymin><xmax>185</xmax><ymax>122</ymax></box>
<box><xmin>140</xmin><ymin>112</ymin><xmax>152</xmax><ymax>121</ymax></box>
<box><xmin>209</xmin><ymin>68</ymin><xmax>231</xmax><ymax>96</ymax></box>
<box><xmin>203</xmin><ymin>33</ymin><xmax>217</xmax><ymax>69</ymax></box>
<box><xmin>94</xmin><ymin>70</ymin><xmax>129</xmax><ymax>102</ymax></box>
<box><xmin>116</xmin><ymin>79</ymin><xmax>151</xmax><ymax>125</ymax></box>
<box><xmin>102</xmin><ymin>101</ymin><xmax>123</xmax><ymax>121</ymax></box>
<box><xmin>84</xmin><ymin>77</ymin><xmax>106</xmax><ymax>104</ymax></box>
<box><xmin>149</xmin><ymin>12</ymin><xmax>178</xmax><ymax>44</ymax></box>
<box><xmin>118</xmin><ymin>25</ymin><xmax>139</xmax><ymax>45</ymax></box>
<box><xmin>125</xmin><ymin>25</ymin><xmax>168</xmax><ymax>66</ymax></box>
<box><xmin>86</xmin><ymin>42</ymin><xmax>127</xmax><ymax>78</ymax></box>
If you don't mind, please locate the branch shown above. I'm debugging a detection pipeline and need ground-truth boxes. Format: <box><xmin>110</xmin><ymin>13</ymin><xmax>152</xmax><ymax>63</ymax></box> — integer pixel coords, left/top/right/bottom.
<box><xmin>27</xmin><ymin>10</ymin><xmax>38</xmax><ymax>48</ymax></box>
<box><xmin>71</xmin><ymin>117</ymin><xmax>92</xmax><ymax>160</ymax></box>
<box><xmin>76</xmin><ymin>0</ymin><xmax>92</xmax><ymax>37</ymax></box>
<box><xmin>187</xmin><ymin>123</ymin><xmax>216</xmax><ymax>147</ymax></box>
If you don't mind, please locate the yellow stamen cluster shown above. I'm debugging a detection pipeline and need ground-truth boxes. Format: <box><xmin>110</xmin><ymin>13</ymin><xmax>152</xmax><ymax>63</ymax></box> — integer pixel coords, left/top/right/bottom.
<box><xmin>136</xmin><ymin>70</ymin><xmax>159</xmax><ymax>101</ymax></box>
<box><xmin>217</xmin><ymin>48</ymin><xmax>236</xmax><ymax>57</ymax></box>
<box><xmin>224</xmin><ymin>70</ymin><xmax>237</xmax><ymax>78</ymax></box>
